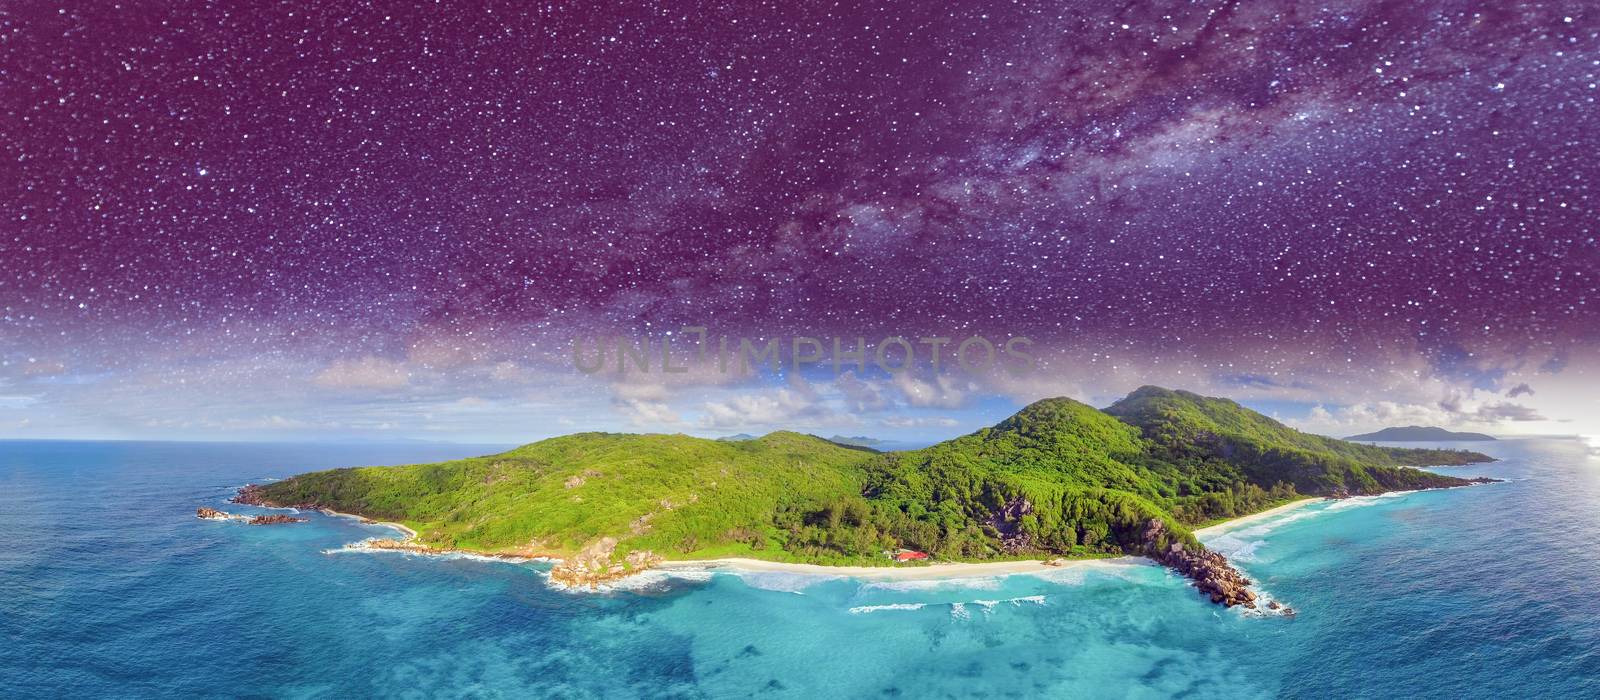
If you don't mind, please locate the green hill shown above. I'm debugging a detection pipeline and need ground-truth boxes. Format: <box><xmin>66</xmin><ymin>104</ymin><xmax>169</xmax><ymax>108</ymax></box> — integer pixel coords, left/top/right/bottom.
<box><xmin>243</xmin><ymin>387</ymin><xmax>1495</xmax><ymax>595</ymax></box>
<box><xmin>1104</xmin><ymin>386</ymin><xmax>1491</xmax><ymax>500</ymax></box>
<box><xmin>249</xmin><ymin>431</ymin><xmax>876</xmax><ymax>563</ymax></box>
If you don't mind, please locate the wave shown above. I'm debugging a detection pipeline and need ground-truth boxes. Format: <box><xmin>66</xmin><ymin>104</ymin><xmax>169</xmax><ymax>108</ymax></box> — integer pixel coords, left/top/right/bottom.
<box><xmin>602</xmin><ymin>569</ymin><xmax>716</xmax><ymax>593</ymax></box>
<box><xmin>731</xmin><ymin>571</ymin><xmax>838</xmax><ymax>593</ymax></box>
<box><xmin>860</xmin><ymin>577</ymin><xmax>1004</xmax><ymax>593</ymax></box>
<box><xmin>1205</xmin><ymin>504</ymin><xmax>1337</xmax><ymax>560</ymax></box>
<box><xmin>848</xmin><ymin>602</ymin><xmax>927</xmax><ymax>614</ymax></box>
<box><xmin>1325</xmin><ymin>490</ymin><xmax>1418</xmax><ymax>511</ymax></box>
<box><xmin>972</xmin><ymin>595</ymin><xmax>1047</xmax><ymax>610</ymax></box>
<box><xmin>849</xmin><ymin>595</ymin><xmax>1048</xmax><ymax>616</ymax></box>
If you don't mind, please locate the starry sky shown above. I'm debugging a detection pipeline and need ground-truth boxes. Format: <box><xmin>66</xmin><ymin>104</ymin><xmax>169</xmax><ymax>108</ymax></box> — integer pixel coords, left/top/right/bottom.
<box><xmin>3</xmin><ymin>1</ymin><xmax>1597</xmax><ymax>443</ymax></box>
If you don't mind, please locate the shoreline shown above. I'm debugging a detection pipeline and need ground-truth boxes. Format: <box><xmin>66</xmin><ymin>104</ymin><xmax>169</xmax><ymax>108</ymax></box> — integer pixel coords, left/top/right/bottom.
<box><xmin>1194</xmin><ymin>498</ymin><xmax>1321</xmax><ymax>538</ymax></box>
<box><xmin>655</xmin><ymin>556</ymin><xmax>1140</xmax><ymax>581</ymax></box>
<box><xmin>654</xmin><ymin>499</ymin><xmax>1328</xmax><ymax>582</ymax></box>
<box><xmin>652</xmin><ymin>488</ymin><xmax>1475</xmax><ymax>583</ymax></box>
<box><xmin>309</xmin><ymin>500</ymin><xmax>1330</xmax><ymax>584</ymax></box>
<box><xmin>316</xmin><ymin>507</ymin><xmax>419</xmax><ymax>540</ymax></box>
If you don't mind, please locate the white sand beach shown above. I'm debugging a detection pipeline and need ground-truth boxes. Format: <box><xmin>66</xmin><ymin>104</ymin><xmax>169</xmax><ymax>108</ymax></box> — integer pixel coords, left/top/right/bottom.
<box><xmin>655</xmin><ymin>556</ymin><xmax>1140</xmax><ymax>580</ymax></box>
<box><xmin>1194</xmin><ymin>498</ymin><xmax>1321</xmax><ymax>538</ymax></box>
<box><xmin>321</xmin><ymin>500</ymin><xmax>1324</xmax><ymax>584</ymax></box>
<box><xmin>318</xmin><ymin>508</ymin><xmax>419</xmax><ymax>539</ymax></box>
<box><xmin>655</xmin><ymin>499</ymin><xmax>1325</xmax><ymax>582</ymax></box>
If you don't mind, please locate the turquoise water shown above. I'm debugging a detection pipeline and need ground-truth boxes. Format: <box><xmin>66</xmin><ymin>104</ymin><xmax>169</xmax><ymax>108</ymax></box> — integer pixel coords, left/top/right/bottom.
<box><xmin>3</xmin><ymin>439</ymin><xmax>1598</xmax><ymax>698</ymax></box>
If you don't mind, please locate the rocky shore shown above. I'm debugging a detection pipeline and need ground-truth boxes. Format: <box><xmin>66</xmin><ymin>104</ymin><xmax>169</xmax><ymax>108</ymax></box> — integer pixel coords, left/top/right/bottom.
<box><xmin>231</xmin><ymin>484</ymin><xmax>284</xmax><ymax>507</ymax></box>
<box><xmin>196</xmin><ymin>507</ymin><xmax>249</xmax><ymax>522</ymax></box>
<box><xmin>196</xmin><ymin>506</ymin><xmax>306</xmax><ymax>525</ymax></box>
<box><xmin>547</xmin><ymin>537</ymin><xmax>663</xmax><ymax>588</ymax></box>
<box><xmin>1142</xmin><ymin>518</ymin><xmax>1272</xmax><ymax>610</ymax></box>
<box><xmin>248</xmin><ymin>514</ymin><xmax>308</xmax><ymax>525</ymax></box>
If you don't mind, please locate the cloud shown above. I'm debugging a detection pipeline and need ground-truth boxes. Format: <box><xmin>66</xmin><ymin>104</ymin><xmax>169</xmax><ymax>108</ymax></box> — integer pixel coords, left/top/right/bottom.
<box><xmin>695</xmin><ymin>376</ymin><xmax>851</xmax><ymax>430</ymax></box>
<box><xmin>615</xmin><ymin>398</ymin><xmax>682</xmax><ymax>426</ymax></box>
<box><xmin>879</xmin><ymin>415</ymin><xmax>959</xmax><ymax>429</ymax></box>
<box><xmin>1470</xmin><ymin>402</ymin><xmax>1545</xmax><ymax>422</ymax></box>
<box><xmin>0</xmin><ymin>395</ymin><xmax>40</xmax><ymax>409</ymax></box>
<box><xmin>1506</xmin><ymin>383</ymin><xmax>1535</xmax><ymax>398</ymax></box>
<box><xmin>835</xmin><ymin>370</ymin><xmax>891</xmax><ymax>412</ymax></box>
<box><xmin>313</xmin><ymin>357</ymin><xmax>411</xmax><ymax>390</ymax></box>
<box><xmin>892</xmin><ymin>373</ymin><xmax>972</xmax><ymax>409</ymax></box>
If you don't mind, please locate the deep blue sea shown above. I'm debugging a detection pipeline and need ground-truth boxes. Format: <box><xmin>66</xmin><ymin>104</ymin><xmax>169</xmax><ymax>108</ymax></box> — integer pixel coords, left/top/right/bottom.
<box><xmin>3</xmin><ymin>438</ymin><xmax>1599</xmax><ymax>698</ymax></box>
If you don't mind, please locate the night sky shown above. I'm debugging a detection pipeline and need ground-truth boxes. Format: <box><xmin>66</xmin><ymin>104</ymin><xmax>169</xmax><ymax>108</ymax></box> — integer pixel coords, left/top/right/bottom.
<box><xmin>3</xmin><ymin>1</ymin><xmax>1597</xmax><ymax>442</ymax></box>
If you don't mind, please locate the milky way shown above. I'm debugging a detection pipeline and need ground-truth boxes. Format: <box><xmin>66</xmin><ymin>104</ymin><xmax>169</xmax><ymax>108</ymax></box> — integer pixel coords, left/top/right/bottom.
<box><xmin>2</xmin><ymin>2</ymin><xmax>1597</xmax><ymax>439</ymax></box>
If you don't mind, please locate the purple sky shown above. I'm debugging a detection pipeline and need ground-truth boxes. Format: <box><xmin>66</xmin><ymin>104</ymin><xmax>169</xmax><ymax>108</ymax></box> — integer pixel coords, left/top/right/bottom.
<box><xmin>3</xmin><ymin>1</ymin><xmax>1597</xmax><ymax>442</ymax></box>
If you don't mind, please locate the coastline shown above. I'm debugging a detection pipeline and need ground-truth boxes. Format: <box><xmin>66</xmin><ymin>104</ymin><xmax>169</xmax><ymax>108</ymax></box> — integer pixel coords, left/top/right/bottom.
<box><xmin>654</xmin><ymin>499</ymin><xmax>1327</xmax><ymax>582</ymax></box>
<box><xmin>655</xmin><ymin>556</ymin><xmax>1139</xmax><ymax>581</ymax></box>
<box><xmin>309</xmin><ymin>499</ymin><xmax>1328</xmax><ymax>585</ymax></box>
<box><xmin>232</xmin><ymin>486</ymin><xmax>421</xmax><ymax>539</ymax></box>
<box><xmin>317</xmin><ymin>508</ymin><xmax>419</xmax><ymax>540</ymax></box>
<box><xmin>1194</xmin><ymin>498</ymin><xmax>1321</xmax><ymax>538</ymax></box>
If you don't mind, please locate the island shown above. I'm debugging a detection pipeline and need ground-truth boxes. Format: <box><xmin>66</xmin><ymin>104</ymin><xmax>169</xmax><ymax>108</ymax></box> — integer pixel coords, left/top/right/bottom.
<box><xmin>1347</xmin><ymin>426</ymin><xmax>1497</xmax><ymax>442</ymax></box>
<box><xmin>231</xmin><ymin>386</ymin><xmax>1496</xmax><ymax>609</ymax></box>
<box><xmin>824</xmin><ymin>435</ymin><xmax>889</xmax><ymax>449</ymax></box>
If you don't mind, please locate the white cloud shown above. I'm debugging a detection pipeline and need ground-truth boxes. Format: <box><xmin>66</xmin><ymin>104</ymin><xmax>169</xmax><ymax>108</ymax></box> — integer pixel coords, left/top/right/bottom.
<box><xmin>616</xmin><ymin>399</ymin><xmax>682</xmax><ymax>426</ymax></box>
<box><xmin>879</xmin><ymin>415</ymin><xmax>959</xmax><ymax>429</ymax></box>
<box><xmin>695</xmin><ymin>377</ymin><xmax>854</xmax><ymax>431</ymax></box>
<box><xmin>313</xmin><ymin>357</ymin><xmax>411</xmax><ymax>390</ymax></box>
<box><xmin>892</xmin><ymin>372</ymin><xmax>973</xmax><ymax>409</ymax></box>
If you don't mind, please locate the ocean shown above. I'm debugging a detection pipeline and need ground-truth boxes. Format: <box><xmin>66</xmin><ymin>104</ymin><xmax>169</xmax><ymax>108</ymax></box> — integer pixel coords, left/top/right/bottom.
<box><xmin>2</xmin><ymin>438</ymin><xmax>1597</xmax><ymax>698</ymax></box>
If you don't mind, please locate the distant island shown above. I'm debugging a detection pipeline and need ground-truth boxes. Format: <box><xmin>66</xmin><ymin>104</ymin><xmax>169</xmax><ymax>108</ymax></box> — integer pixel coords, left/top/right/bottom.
<box><xmin>232</xmin><ymin>387</ymin><xmax>1496</xmax><ymax>610</ymax></box>
<box><xmin>1347</xmin><ymin>426</ymin><xmax>1497</xmax><ymax>442</ymax></box>
<box><xmin>824</xmin><ymin>435</ymin><xmax>888</xmax><ymax>449</ymax></box>
<box><xmin>721</xmin><ymin>432</ymin><xmax>888</xmax><ymax>449</ymax></box>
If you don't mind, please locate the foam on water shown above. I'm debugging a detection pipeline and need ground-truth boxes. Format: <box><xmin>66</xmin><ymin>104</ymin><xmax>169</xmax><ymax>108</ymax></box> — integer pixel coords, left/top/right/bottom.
<box><xmin>848</xmin><ymin>602</ymin><xmax>927</xmax><ymax>614</ymax></box>
<box><xmin>849</xmin><ymin>595</ymin><xmax>1046</xmax><ymax>617</ymax></box>
<box><xmin>728</xmin><ymin>571</ymin><xmax>839</xmax><ymax>593</ymax></box>
<box><xmin>860</xmin><ymin>576</ymin><xmax>1005</xmax><ymax>592</ymax></box>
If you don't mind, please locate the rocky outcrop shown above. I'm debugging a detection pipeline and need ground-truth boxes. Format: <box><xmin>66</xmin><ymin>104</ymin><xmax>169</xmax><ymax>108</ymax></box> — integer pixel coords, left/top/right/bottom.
<box><xmin>233</xmin><ymin>483</ymin><xmax>324</xmax><ymax>509</ymax></box>
<box><xmin>248</xmin><ymin>514</ymin><xmax>307</xmax><ymax>525</ymax></box>
<box><xmin>1142</xmin><ymin>519</ymin><xmax>1258</xmax><ymax>609</ymax></box>
<box><xmin>196</xmin><ymin>507</ymin><xmax>248</xmax><ymax>521</ymax></box>
<box><xmin>196</xmin><ymin>506</ymin><xmax>304</xmax><ymax>525</ymax></box>
<box><xmin>548</xmin><ymin>537</ymin><xmax>663</xmax><ymax>588</ymax></box>
<box><xmin>363</xmin><ymin>538</ymin><xmax>437</xmax><ymax>554</ymax></box>
<box><xmin>231</xmin><ymin>484</ymin><xmax>315</xmax><ymax>508</ymax></box>
<box><xmin>230</xmin><ymin>484</ymin><xmax>269</xmax><ymax>505</ymax></box>
<box><xmin>986</xmin><ymin>497</ymin><xmax>1035</xmax><ymax>553</ymax></box>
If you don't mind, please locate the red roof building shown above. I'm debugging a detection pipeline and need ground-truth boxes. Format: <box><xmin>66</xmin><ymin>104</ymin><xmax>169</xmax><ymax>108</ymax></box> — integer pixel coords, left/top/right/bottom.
<box><xmin>894</xmin><ymin>551</ymin><xmax>929</xmax><ymax>561</ymax></box>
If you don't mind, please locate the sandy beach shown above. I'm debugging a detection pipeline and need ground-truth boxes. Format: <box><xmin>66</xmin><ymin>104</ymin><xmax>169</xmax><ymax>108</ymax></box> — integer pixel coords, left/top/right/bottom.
<box><xmin>656</xmin><ymin>556</ymin><xmax>1138</xmax><ymax>580</ymax></box>
<box><xmin>1195</xmin><ymin>498</ymin><xmax>1321</xmax><ymax>538</ymax></box>
<box><xmin>319</xmin><ymin>498</ymin><xmax>1324</xmax><ymax>584</ymax></box>
<box><xmin>318</xmin><ymin>508</ymin><xmax>419</xmax><ymax>539</ymax></box>
<box><xmin>655</xmin><ymin>499</ymin><xmax>1324</xmax><ymax>582</ymax></box>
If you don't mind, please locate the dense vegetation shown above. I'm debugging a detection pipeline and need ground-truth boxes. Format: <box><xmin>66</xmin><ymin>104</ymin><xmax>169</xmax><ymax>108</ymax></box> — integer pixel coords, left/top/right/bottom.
<box><xmin>255</xmin><ymin>431</ymin><xmax>878</xmax><ymax>563</ymax></box>
<box><xmin>255</xmin><ymin>387</ymin><xmax>1494</xmax><ymax>568</ymax></box>
<box><xmin>1105</xmin><ymin>387</ymin><xmax>1490</xmax><ymax>496</ymax></box>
